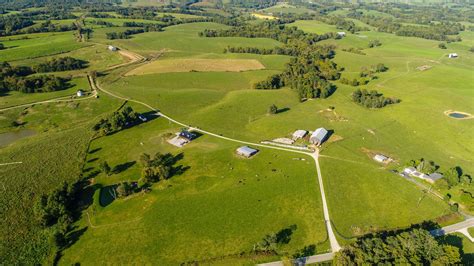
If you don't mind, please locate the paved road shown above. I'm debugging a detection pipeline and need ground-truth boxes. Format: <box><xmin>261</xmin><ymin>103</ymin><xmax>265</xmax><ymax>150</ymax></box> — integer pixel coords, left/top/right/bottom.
<box><xmin>258</xmin><ymin>252</ymin><xmax>334</xmax><ymax>266</ymax></box>
<box><xmin>431</xmin><ymin>218</ymin><xmax>474</xmax><ymax>237</ymax></box>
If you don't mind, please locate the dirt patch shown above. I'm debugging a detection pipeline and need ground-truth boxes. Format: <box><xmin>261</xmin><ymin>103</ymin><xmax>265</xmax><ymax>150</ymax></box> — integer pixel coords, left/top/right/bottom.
<box><xmin>126</xmin><ymin>59</ymin><xmax>266</xmax><ymax>76</ymax></box>
<box><xmin>416</xmin><ymin>65</ymin><xmax>432</xmax><ymax>71</ymax></box>
<box><xmin>327</xmin><ymin>134</ymin><xmax>343</xmax><ymax>143</ymax></box>
<box><xmin>318</xmin><ymin>108</ymin><xmax>348</xmax><ymax>122</ymax></box>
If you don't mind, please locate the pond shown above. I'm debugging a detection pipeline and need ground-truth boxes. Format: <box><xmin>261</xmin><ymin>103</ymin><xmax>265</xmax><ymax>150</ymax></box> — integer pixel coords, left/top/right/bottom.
<box><xmin>448</xmin><ymin>112</ymin><xmax>469</xmax><ymax>119</ymax></box>
<box><xmin>0</xmin><ymin>129</ymin><xmax>36</xmax><ymax>147</ymax></box>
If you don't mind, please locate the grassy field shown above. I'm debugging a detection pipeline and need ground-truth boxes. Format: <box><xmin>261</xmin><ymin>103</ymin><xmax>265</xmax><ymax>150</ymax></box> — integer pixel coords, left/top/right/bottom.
<box><xmin>126</xmin><ymin>58</ymin><xmax>265</xmax><ymax>75</ymax></box>
<box><xmin>0</xmin><ymin>32</ymin><xmax>89</xmax><ymax>62</ymax></box>
<box><xmin>261</xmin><ymin>3</ymin><xmax>315</xmax><ymax>15</ymax></box>
<box><xmin>58</xmin><ymin>113</ymin><xmax>328</xmax><ymax>264</ymax></box>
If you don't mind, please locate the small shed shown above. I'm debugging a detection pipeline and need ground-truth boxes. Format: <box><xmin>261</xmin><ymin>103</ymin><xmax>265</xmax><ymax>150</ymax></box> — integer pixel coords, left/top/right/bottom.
<box><xmin>337</xmin><ymin>32</ymin><xmax>346</xmax><ymax>37</ymax></box>
<box><xmin>292</xmin><ymin>130</ymin><xmax>308</xmax><ymax>140</ymax></box>
<box><xmin>403</xmin><ymin>167</ymin><xmax>416</xmax><ymax>175</ymax></box>
<box><xmin>179</xmin><ymin>130</ymin><xmax>197</xmax><ymax>141</ymax></box>
<box><xmin>310</xmin><ymin>128</ymin><xmax>328</xmax><ymax>145</ymax></box>
<box><xmin>448</xmin><ymin>53</ymin><xmax>458</xmax><ymax>58</ymax></box>
<box><xmin>108</xmin><ymin>45</ymin><xmax>117</xmax><ymax>51</ymax></box>
<box><xmin>138</xmin><ymin>114</ymin><xmax>147</xmax><ymax>122</ymax></box>
<box><xmin>373</xmin><ymin>154</ymin><xmax>389</xmax><ymax>163</ymax></box>
<box><xmin>426</xmin><ymin>173</ymin><xmax>444</xmax><ymax>183</ymax></box>
<box><xmin>76</xmin><ymin>90</ymin><xmax>84</xmax><ymax>97</ymax></box>
<box><xmin>236</xmin><ymin>146</ymin><xmax>258</xmax><ymax>158</ymax></box>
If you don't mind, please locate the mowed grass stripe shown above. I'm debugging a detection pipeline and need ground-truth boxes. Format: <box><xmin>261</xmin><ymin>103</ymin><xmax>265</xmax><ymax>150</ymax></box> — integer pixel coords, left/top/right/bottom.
<box><xmin>126</xmin><ymin>58</ymin><xmax>266</xmax><ymax>75</ymax></box>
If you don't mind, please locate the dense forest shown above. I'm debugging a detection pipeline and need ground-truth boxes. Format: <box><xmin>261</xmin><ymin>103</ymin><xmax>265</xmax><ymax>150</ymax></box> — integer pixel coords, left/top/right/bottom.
<box><xmin>0</xmin><ymin>62</ymin><xmax>70</xmax><ymax>93</ymax></box>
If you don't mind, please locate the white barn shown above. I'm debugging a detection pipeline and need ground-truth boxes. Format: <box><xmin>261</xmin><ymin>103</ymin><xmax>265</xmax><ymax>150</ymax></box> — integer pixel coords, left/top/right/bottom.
<box><xmin>448</xmin><ymin>53</ymin><xmax>458</xmax><ymax>58</ymax></box>
<box><xmin>310</xmin><ymin>128</ymin><xmax>328</xmax><ymax>145</ymax></box>
<box><xmin>76</xmin><ymin>90</ymin><xmax>84</xmax><ymax>97</ymax></box>
<box><xmin>373</xmin><ymin>154</ymin><xmax>389</xmax><ymax>163</ymax></box>
<box><xmin>108</xmin><ymin>45</ymin><xmax>117</xmax><ymax>51</ymax></box>
<box><xmin>337</xmin><ymin>32</ymin><xmax>346</xmax><ymax>37</ymax></box>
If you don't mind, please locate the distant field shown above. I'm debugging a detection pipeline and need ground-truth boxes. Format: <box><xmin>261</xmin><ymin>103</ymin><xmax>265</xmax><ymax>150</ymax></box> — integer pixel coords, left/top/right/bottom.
<box><xmin>126</xmin><ymin>58</ymin><xmax>265</xmax><ymax>75</ymax></box>
<box><xmin>252</xmin><ymin>13</ymin><xmax>277</xmax><ymax>20</ymax></box>
<box><xmin>289</xmin><ymin>20</ymin><xmax>338</xmax><ymax>34</ymax></box>
<box><xmin>261</xmin><ymin>3</ymin><xmax>315</xmax><ymax>15</ymax></box>
<box><xmin>0</xmin><ymin>32</ymin><xmax>88</xmax><ymax>62</ymax></box>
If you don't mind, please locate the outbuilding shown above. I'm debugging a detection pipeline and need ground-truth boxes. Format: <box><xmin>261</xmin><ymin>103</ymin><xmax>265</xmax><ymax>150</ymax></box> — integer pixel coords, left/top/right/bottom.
<box><xmin>426</xmin><ymin>173</ymin><xmax>444</xmax><ymax>183</ymax></box>
<box><xmin>292</xmin><ymin>130</ymin><xmax>308</xmax><ymax>140</ymax></box>
<box><xmin>448</xmin><ymin>53</ymin><xmax>458</xmax><ymax>58</ymax></box>
<box><xmin>108</xmin><ymin>45</ymin><xmax>117</xmax><ymax>51</ymax></box>
<box><xmin>373</xmin><ymin>154</ymin><xmax>389</xmax><ymax>163</ymax></box>
<box><xmin>138</xmin><ymin>114</ymin><xmax>147</xmax><ymax>122</ymax></box>
<box><xmin>337</xmin><ymin>32</ymin><xmax>346</xmax><ymax>37</ymax></box>
<box><xmin>236</xmin><ymin>146</ymin><xmax>258</xmax><ymax>158</ymax></box>
<box><xmin>180</xmin><ymin>130</ymin><xmax>197</xmax><ymax>141</ymax></box>
<box><xmin>76</xmin><ymin>90</ymin><xmax>84</xmax><ymax>97</ymax></box>
<box><xmin>310</xmin><ymin>128</ymin><xmax>328</xmax><ymax>145</ymax></box>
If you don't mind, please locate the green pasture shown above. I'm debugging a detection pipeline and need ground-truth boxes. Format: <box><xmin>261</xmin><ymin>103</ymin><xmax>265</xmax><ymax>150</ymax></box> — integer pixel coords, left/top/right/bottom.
<box><xmin>261</xmin><ymin>3</ymin><xmax>315</xmax><ymax>15</ymax></box>
<box><xmin>59</xmin><ymin>114</ymin><xmax>328</xmax><ymax>264</ymax></box>
<box><xmin>0</xmin><ymin>76</ymin><xmax>89</xmax><ymax>111</ymax></box>
<box><xmin>289</xmin><ymin>20</ymin><xmax>339</xmax><ymax>35</ymax></box>
<box><xmin>0</xmin><ymin>32</ymin><xmax>88</xmax><ymax>62</ymax></box>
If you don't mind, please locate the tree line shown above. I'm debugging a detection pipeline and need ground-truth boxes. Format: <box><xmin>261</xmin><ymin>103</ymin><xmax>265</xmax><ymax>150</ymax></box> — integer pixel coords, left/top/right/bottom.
<box><xmin>352</xmin><ymin>89</ymin><xmax>400</xmax><ymax>108</ymax></box>
<box><xmin>33</xmin><ymin>56</ymin><xmax>87</xmax><ymax>73</ymax></box>
<box><xmin>334</xmin><ymin>227</ymin><xmax>461</xmax><ymax>264</ymax></box>
<box><xmin>0</xmin><ymin>61</ymin><xmax>72</xmax><ymax>94</ymax></box>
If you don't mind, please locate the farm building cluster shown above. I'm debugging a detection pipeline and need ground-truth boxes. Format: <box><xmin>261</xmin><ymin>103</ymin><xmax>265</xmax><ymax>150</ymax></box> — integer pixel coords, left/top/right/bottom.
<box><xmin>269</xmin><ymin>127</ymin><xmax>330</xmax><ymax>148</ymax></box>
<box><xmin>400</xmin><ymin>167</ymin><xmax>444</xmax><ymax>184</ymax></box>
<box><xmin>167</xmin><ymin>129</ymin><xmax>197</xmax><ymax>148</ymax></box>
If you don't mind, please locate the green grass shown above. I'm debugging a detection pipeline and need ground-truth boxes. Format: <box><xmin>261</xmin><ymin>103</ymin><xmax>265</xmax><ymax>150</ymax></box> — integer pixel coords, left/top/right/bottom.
<box><xmin>289</xmin><ymin>20</ymin><xmax>339</xmax><ymax>34</ymax></box>
<box><xmin>261</xmin><ymin>3</ymin><xmax>315</xmax><ymax>15</ymax></box>
<box><xmin>0</xmin><ymin>32</ymin><xmax>89</xmax><ymax>62</ymax></box>
<box><xmin>59</xmin><ymin>115</ymin><xmax>328</xmax><ymax>264</ymax></box>
<box><xmin>0</xmin><ymin>76</ymin><xmax>90</xmax><ymax>110</ymax></box>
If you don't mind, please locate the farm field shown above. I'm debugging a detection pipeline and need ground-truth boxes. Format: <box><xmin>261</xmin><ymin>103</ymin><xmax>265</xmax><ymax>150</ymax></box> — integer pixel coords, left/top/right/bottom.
<box><xmin>1</xmin><ymin>2</ymin><xmax>473</xmax><ymax>265</ymax></box>
<box><xmin>126</xmin><ymin>58</ymin><xmax>265</xmax><ymax>75</ymax></box>
<box><xmin>58</xmin><ymin>115</ymin><xmax>329</xmax><ymax>264</ymax></box>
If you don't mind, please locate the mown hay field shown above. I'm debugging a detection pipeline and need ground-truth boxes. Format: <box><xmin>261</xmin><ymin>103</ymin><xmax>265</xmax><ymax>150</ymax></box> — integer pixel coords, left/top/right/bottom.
<box><xmin>126</xmin><ymin>58</ymin><xmax>266</xmax><ymax>75</ymax></box>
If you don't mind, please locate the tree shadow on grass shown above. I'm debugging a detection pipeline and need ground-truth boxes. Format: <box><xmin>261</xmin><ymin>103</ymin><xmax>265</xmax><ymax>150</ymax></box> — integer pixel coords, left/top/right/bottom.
<box><xmin>276</xmin><ymin>224</ymin><xmax>297</xmax><ymax>244</ymax></box>
<box><xmin>276</xmin><ymin>107</ymin><xmax>290</xmax><ymax>114</ymax></box>
<box><xmin>88</xmin><ymin>147</ymin><xmax>102</xmax><ymax>154</ymax></box>
<box><xmin>99</xmin><ymin>184</ymin><xmax>119</xmax><ymax>207</ymax></box>
<box><xmin>113</xmin><ymin>161</ymin><xmax>136</xmax><ymax>174</ymax></box>
<box><xmin>87</xmin><ymin>157</ymin><xmax>98</xmax><ymax>163</ymax></box>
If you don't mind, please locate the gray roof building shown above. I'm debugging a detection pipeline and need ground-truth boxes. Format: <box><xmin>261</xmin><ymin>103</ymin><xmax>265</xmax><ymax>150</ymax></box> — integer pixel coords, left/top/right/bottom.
<box><xmin>236</xmin><ymin>146</ymin><xmax>258</xmax><ymax>158</ymax></box>
<box><xmin>310</xmin><ymin>128</ymin><xmax>328</xmax><ymax>145</ymax></box>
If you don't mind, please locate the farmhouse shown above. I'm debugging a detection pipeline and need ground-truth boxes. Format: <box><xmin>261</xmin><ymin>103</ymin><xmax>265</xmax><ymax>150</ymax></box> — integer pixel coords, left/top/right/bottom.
<box><xmin>402</xmin><ymin>167</ymin><xmax>440</xmax><ymax>183</ymax></box>
<box><xmin>76</xmin><ymin>90</ymin><xmax>84</xmax><ymax>97</ymax></box>
<box><xmin>236</xmin><ymin>146</ymin><xmax>258</xmax><ymax>158</ymax></box>
<box><xmin>108</xmin><ymin>45</ymin><xmax>117</xmax><ymax>51</ymax></box>
<box><xmin>373</xmin><ymin>154</ymin><xmax>389</xmax><ymax>163</ymax></box>
<box><xmin>448</xmin><ymin>53</ymin><xmax>458</xmax><ymax>58</ymax></box>
<box><xmin>337</xmin><ymin>32</ymin><xmax>346</xmax><ymax>37</ymax></box>
<box><xmin>292</xmin><ymin>129</ymin><xmax>308</xmax><ymax>140</ymax></box>
<box><xmin>180</xmin><ymin>130</ymin><xmax>197</xmax><ymax>141</ymax></box>
<box><xmin>310</xmin><ymin>128</ymin><xmax>329</xmax><ymax>145</ymax></box>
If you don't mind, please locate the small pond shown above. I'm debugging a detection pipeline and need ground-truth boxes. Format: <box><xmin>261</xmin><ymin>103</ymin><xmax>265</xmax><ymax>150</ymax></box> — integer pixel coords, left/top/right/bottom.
<box><xmin>0</xmin><ymin>129</ymin><xmax>36</xmax><ymax>147</ymax></box>
<box><xmin>448</xmin><ymin>112</ymin><xmax>469</xmax><ymax>119</ymax></box>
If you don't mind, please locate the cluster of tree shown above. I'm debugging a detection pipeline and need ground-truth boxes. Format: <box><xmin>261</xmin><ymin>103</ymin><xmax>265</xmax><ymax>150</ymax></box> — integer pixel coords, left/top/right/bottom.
<box><xmin>341</xmin><ymin>47</ymin><xmax>366</xmax><ymax>55</ymax></box>
<box><xmin>347</xmin><ymin>12</ymin><xmax>464</xmax><ymax>42</ymax></box>
<box><xmin>122</xmin><ymin>22</ymin><xmax>163</xmax><ymax>32</ymax></box>
<box><xmin>334</xmin><ymin>228</ymin><xmax>460</xmax><ymax>264</ymax></box>
<box><xmin>33</xmin><ymin>181</ymin><xmax>80</xmax><ymax>251</ymax></box>
<box><xmin>92</xmin><ymin>106</ymin><xmax>141</xmax><ymax>136</ymax></box>
<box><xmin>225</xmin><ymin>41</ymin><xmax>335</xmax><ymax>57</ymax></box>
<box><xmin>360</xmin><ymin>63</ymin><xmax>388</xmax><ymax>78</ymax></box>
<box><xmin>439</xmin><ymin>43</ymin><xmax>447</xmax><ymax>49</ymax></box>
<box><xmin>106</xmin><ymin>28</ymin><xmax>145</xmax><ymax>39</ymax></box>
<box><xmin>0</xmin><ymin>15</ymin><xmax>34</xmax><ymax>36</ymax></box>
<box><xmin>352</xmin><ymin>89</ymin><xmax>400</xmax><ymax>109</ymax></box>
<box><xmin>0</xmin><ymin>43</ymin><xmax>4</xmax><ymax>50</ymax></box>
<box><xmin>88</xmin><ymin>20</ymin><xmax>114</xmax><ymax>27</ymax></box>
<box><xmin>0</xmin><ymin>61</ymin><xmax>70</xmax><ymax>93</ymax></box>
<box><xmin>33</xmin><ymin>57</ymin><xmax>87</xmax><ymax>73</ymax></box>
<box><xmin>139</xmin><ymin>152</ymin><xmax>175</xmax><ymax>185</ymax></box>
<box><xmin>254</xmin><ymin>224</ymin><xmax>297</xmax><ymax>254</ymax></box>
<box><xmin>229</xmin><ymin>0</ymin><xmax>279</xmax><ymax>9</ymax></box>
<box><xmin>254</xmin><ymin>74</ymin><xmax>283</xmax><ymax>90</ymax></box>
<box><xmin>116</xmin><ymin>181</ymin><xmax>135</xmax><ymax>198</ymax></box>
<box><xmin>368</xmin><ymin>39</ymin><xmax>381</xmax><ymax>48</ymax></box>
<box><xmin>320</xmin><ymin>16</ymin><xmax>368</xmax><ymax>34</ymax></box>
<box><xmin>23</xmin><ymin>20</ymin><xmax>77</xmax><ymax>34</ymax></box>
<box><xmin>200</xmin><ymin>20</ymin><xmax>337</xmax><ymax>45</ymax></box>
<box><xmin>340</xmin><ymin>77</ymin><xmax>368</xmax><ymax>87</ymax></box>
<box><xmin>268</xmin><ymin>104</ymin><xmax>278</xmax><ymax>115</ymax></box>
<box><xmin>444</xmin><ymin>167</ymin><xmax>471</xmax><ymax>189</ymax></box>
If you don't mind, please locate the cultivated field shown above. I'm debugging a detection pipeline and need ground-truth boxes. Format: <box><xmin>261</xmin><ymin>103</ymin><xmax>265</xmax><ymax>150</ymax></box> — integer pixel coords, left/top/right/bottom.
<box><xmin>126</xmin><ymin>58</ymin><xmax>266</xmax><ymax>75</ymax></box>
